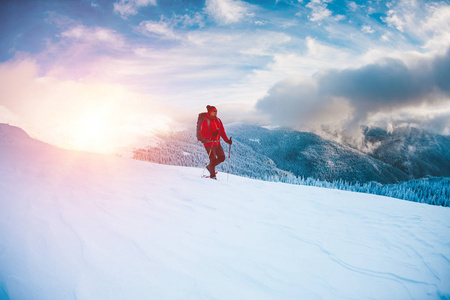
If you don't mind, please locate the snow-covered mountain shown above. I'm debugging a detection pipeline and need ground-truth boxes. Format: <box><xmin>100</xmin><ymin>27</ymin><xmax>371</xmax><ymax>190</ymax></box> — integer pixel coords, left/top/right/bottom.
<box><xmin>134</xmin><ymin>123</ymin><xmax>410</xmax><ymax>184</ymax></box>
<box><xmin>363</xmin><ymin>126</ymin><xmax>450</xmax><ymax>179</ymax></box>
<box><xmin>1</xmin><ymin>123</ymin><xmax>450</xmax><ymax>299</ymax></box>
<box><xmin>227</xmin><ymin>123</ymin><xmax>411</xmax><ymax>184</ymax></box>
<box><xmin>133</xmin><ymin>123</ymin><xmax>450</xmax><ymax>185</ymax></box>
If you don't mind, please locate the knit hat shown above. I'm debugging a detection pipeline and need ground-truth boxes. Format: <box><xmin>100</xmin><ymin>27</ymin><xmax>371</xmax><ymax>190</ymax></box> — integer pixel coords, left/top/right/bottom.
<box><xmin>206</xmin><ymin>105</ymin><xmax>217</xmax><ymax>113</ymax></box>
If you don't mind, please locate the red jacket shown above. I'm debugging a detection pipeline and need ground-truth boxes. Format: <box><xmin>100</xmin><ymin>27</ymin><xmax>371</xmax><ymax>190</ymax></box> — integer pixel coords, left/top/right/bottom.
<box><xmin>200</xmin><ymin>114</ymin><xmax>230</xmax><ymax>146</ymax></box>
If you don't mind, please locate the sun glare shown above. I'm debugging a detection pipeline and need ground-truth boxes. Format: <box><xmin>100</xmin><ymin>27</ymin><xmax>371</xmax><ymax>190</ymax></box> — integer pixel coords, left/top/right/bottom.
<box><xmin>62</xmin><ymin>109</ymin><xmax>173</xmax><ymax>154</ymax></box>
<box><xmin>69</xmin><ymin>111</ymin><xmax>113</xmax><ymax>153</ymax></box>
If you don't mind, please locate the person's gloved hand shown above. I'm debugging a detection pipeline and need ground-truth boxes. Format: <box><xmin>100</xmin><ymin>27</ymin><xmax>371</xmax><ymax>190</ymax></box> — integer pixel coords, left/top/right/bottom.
<box><xmin>226</xmin><ymin>139</ymin><xmax>232</xmax><ymax>145</ymax></box>
<box><xmin>212</xmin><ymin>130</ymin><xmax>219</xmax><ymax>137</ymax></box>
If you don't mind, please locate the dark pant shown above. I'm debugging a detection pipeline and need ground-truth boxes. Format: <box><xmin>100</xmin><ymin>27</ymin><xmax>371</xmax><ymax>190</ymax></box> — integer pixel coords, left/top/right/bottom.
<box><xmin>204</xmin><ymin>144</ymin><xmax>225</xmax><ymax>177</ymax></box>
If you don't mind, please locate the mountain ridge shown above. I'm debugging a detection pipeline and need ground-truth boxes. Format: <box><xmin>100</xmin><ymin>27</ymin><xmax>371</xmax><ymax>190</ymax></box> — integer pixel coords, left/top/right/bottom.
<box><xmin>133</xmin><ymin>122</ymin><xmax>449</xmax><ymax>184</ymax></box>
<box><xmin>226</xmin><ymin>123</ymin><xmax>411</xmax><ymax>184</ymax></box>
<box><xmin>3</xmin><ymin>122</ymin><xmax>447</xmax><ymax>184</ymax></box>
<box><xmin>361</xmin><ymin>125</ymin><xmax>450</xmax><ymax>178</ymax></box>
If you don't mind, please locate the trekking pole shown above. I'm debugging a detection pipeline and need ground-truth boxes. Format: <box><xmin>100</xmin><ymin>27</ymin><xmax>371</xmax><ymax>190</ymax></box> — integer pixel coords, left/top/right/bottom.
<box><xmin>227</xmin><ymin>137</ymin><xmax>232</xmax><ymax>182</ymax></box>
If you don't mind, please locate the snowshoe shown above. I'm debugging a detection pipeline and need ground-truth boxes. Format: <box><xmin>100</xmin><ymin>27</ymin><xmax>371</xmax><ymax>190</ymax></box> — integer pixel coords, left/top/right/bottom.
<box><xmin>202</xmin><ymin>171</ymin><xmax>218</xmax><ymax>179</ymax></box>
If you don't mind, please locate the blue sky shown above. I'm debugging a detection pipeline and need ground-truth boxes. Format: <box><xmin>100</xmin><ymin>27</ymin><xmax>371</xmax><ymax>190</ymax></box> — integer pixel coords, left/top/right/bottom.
<box><xmin>0</xmin><ymin>0</ymin><xmax>449</xmax><ymax>152</ymax></box>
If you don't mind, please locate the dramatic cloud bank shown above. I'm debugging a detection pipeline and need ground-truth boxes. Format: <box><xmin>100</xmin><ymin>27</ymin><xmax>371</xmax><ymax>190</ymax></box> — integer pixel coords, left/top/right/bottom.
<box><xmin>257</xmin><ymin>47</ymin><xmax>450</xmax><ymax>138</ymax></box>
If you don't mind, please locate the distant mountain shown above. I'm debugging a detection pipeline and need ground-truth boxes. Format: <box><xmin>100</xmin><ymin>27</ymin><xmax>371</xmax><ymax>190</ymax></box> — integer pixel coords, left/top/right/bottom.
<box><xmin>133</xmin><ymin>123</ymin><xmax>416</xmax><ymax>184</ymax></box>
<box><xmin>227</xmin><ymin>123</ymin><xmax>410</xmax><ymax>184</ymax></box>
<box><xmin>4</xmin><ymin>121</ymin><xmax>443</xmax><ymax>185</ymax></box>
<box><xmin>0</xmin><ymin>123</ymin><xmax>54</xmax><ymax>152</ymax></box>
<box><xmin>362</xmin><ymin>126</ymin><xmax>450</xmax><ymax>179</ymax></box>
<box><xmin>0</xmin><ymin>123</ymin><xmax>32</xmax><ymax>144</ymax></box>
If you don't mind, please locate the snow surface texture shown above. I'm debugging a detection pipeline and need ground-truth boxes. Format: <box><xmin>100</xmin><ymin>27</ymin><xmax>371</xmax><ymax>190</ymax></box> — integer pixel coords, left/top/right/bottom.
<box><xmin>1</xmin><ymin>124</ymin><xmax>450</xmax><ymax>299</ymax></box>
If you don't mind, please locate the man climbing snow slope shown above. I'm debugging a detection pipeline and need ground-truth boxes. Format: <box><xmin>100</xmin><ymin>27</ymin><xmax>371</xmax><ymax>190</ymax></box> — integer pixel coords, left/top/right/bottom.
<box><xmin>200</xmin><ymin>105</ymin><xmax>232</xmax><ymax>180</ymax></box>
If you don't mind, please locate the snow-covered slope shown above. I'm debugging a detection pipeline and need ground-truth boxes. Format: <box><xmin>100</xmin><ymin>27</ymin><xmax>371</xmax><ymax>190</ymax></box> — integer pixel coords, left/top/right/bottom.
<box><xmin>1</xmin><ymin>123</ymin><xmax>450</xmax><ymax>300</ymax></box>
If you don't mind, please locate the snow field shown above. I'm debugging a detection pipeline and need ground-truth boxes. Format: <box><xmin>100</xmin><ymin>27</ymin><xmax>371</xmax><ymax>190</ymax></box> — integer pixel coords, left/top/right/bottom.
<box><xmin>0</xmin><ymin>137</ymin><xmax>450</xmax><ymax>299</ymax></box>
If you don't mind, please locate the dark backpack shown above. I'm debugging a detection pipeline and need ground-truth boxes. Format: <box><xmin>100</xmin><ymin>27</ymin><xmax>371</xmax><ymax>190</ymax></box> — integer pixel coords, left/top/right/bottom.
<box><xmin>196</xmin><ymin>112</ymin><xmax>210</xmax><ymax>143</ymax></box>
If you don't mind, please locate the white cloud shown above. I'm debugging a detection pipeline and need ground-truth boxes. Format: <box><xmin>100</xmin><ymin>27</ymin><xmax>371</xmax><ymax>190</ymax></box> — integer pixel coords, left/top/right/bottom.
<box><xmin>45</xmin><ymin>12</ymin><xmax>77</xmax><ymax>28</ymax></box>
<box><xmin>362</xmin><ymin>25</ymin><xmax>375</xmax><ymax>34</ymax></box>
<box><xmin>138</xmin><ymin>19</ymin><xmax>179</xmax><ymax>40</ymax></box>
<box><xmin>382</xmin><ymin>0</ymin><xmax>424</xmax><ymax>34</ymax></box>
<box><xmin>384</xmin><ymin>9</ymin><xmax>405</xmax><ymax>32</ymax></box>
<box><xmin>117</xmin><ymin>29</ymin><xmax>298</xmax><ymax>109</ymax></box>
<box><xmin>60</xmin><ymin>25</ymin><xmax>125</xmax><ymax>47</ymax></box>
<box><xmin>422</xmin><ymin>5</ymin><xmax>450</xmax><ymax>33</ymax></box>
<box><xmin>422</xmin><ymin>5</ymin><xmax>450</xmax><ymax>52</ymax></box>
<box><xmin>366</xmin><ymin>4</ymin><xmax>376</xmax><ymax>15</ymax></box>
<box><xmin>174</xmin><ymin>12</ymin><xmax>205</xmax><ymax>28</ymax></box>
<box><xmin>348</xmin><ymin>1</ymin><xmax>358</xmax><ymax>12</ymax></box>
<box><xmin>204</xmin><ymin>0</ymin><xmax>249</xmax><ymax>25</ymax></box>
<box><xmin>306</xmin><ymin>0</ymin><xmax>333</xmax><ymax>23</ymax></box>
<box><xmin>114</xmin><ymin>0</ymin><xmax>157</xmax><ymax>19</ymax></box>
<box><xmin>368</xmin><ymin>102</ymin><xmax>450</xmax><ymax>136</ymax></box>
<box><xmin>333</xmin><ymin>15</ymin><xmax>346</xmax><ymax>22</ymax></box>
<box><xmin>137</xmin><ymin>13</ymin><xmax>206</xmax><ymax>40</ymax></box>
<box><xmin>381</xmin><ymin>1</ymin><xmax>450</xmax><ymax>53</ymax></box>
